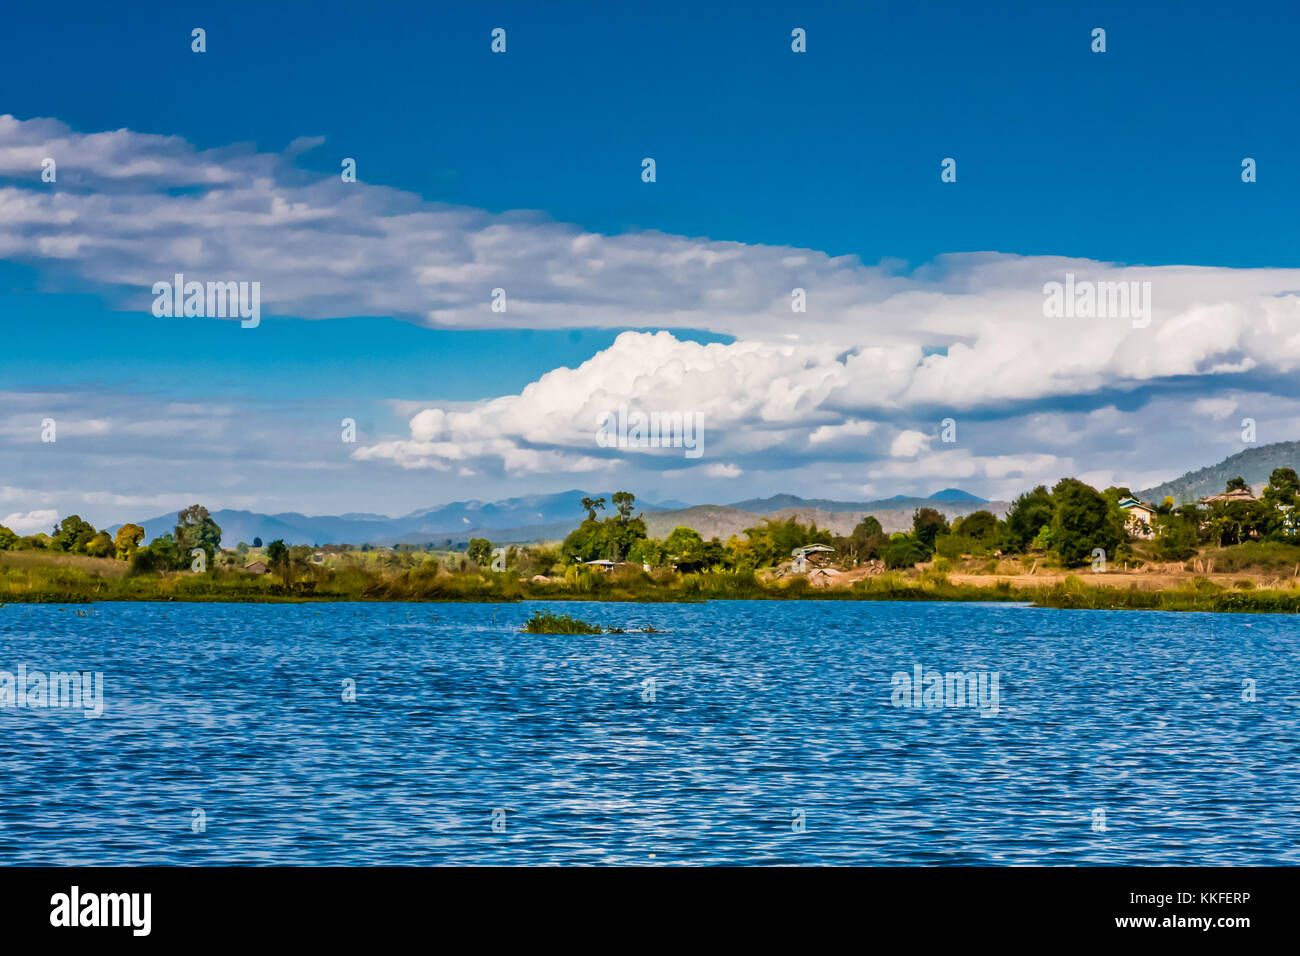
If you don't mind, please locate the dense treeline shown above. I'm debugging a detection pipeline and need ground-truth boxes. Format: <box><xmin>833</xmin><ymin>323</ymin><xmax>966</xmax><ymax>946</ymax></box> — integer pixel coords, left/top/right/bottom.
<box><xmin>3</xmin><ymin>471</ymin><xmax>1299</xmax><ymax>611</ymax></box>
<box><xmin>553</xmin><ymin>471</ymin><xmax>1300</xmax><ymax>574</ymax></box>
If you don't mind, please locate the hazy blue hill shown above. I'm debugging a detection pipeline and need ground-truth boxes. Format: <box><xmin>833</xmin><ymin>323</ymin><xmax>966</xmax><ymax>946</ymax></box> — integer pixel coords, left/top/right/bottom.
<box><xmin>120</xmin><ymin>488</ymin><xmax>1004</xmax><ymax>547</ymax></box>
<box><xmin>120</xmin><ymin>509</ymin><xmax>405</xmax><ymax>548</ymax></box>
<box><xmin>927</xmin><ymin>488</ymin><xmax>987</xmax><ymax>502</ymax></box>
<box><xmin>728</xmin><ymin>490</ymin><xmax>988</xmax><ymax>513</ymax></box>
<box><xmin>1139</xmin><ymin>441</ymin><xmax>1300</xmax><ymax>504</ymax></box>
<box><xmin>119</xmin><ymin>491</ymin><xmax>681</xmax><ymax>547</ymax></box>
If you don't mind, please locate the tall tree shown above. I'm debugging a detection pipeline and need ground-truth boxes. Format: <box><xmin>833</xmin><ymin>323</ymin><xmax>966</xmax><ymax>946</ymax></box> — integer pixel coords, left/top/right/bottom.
<box><xmin>611</xmin><ymin>491</ymin><xmax>637</xmax><ymax>520</ymax></box>
<box><xmin>953</xmin><ymin>510</ymin><xmax>999</xmax><ymax>542</ymax></box>
<box><xmin>845</xmin><ymin>515</ymin><xmax>888</xmax><ymax>562</ymax></box>
<box><xmin>1262</xmin><ymin>467</ymin><xmax>1299</xmax><ymax>509</ymax></box>
<box><xmin>1049</xmin><ymin>478</ymin><xmax>1121</xmax><ymax>566</ymax></box>
<box><xmin>1002</xmin><ymin>486</ymin><xmax>1054</xmax><ymax>552</ymax></box>
<box><xmin>467</xmin><ymin>537</ymin><xmax>493</xmax><ymax>566</ymax></box>
<box><xmin>265</xmin><ymin>539</ymin><xmax>290</xmax><ymax>585</ymax></box>
<box><xmin>664</xmin><ymin>526</ymin><xmax>706</xmax><ymax>569</ymax></box>
<box><xmin>911</xmin><ymin>508</ymin><xmax>950</xmax><ymax>555</ymax></box>
<box><xmin>113</xmin><ymin>524</ymin><xmax>145</xmax><ymax>560</ymax></box>
<box><xmin>175</xmin><ymin>504</ymin><xmax>223</xmax><ymax>562</ymax></box>
<box><xmin>51</xmin><ymin>515</ymin><xmax>97</xmax><ymax>553</ymax></box>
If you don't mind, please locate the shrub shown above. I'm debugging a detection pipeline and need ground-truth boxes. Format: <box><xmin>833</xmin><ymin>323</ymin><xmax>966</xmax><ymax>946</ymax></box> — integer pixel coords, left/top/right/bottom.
<box><xmin>522</xmin><ymin>611</ymin><xmax>603</xmax><ymax>634</ymax></box>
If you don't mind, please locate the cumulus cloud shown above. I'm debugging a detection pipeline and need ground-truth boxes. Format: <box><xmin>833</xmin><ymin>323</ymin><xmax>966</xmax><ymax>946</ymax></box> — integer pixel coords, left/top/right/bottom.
<box><xmin>889</xmin><ymin>430</ymin><xmax>931</xmax><ymax>459</ymax></box>
<box><xmin>705</xmin><ymin>463</ymin><xmax>743</xmax><ymax>479</ymax></box>
<box><xmin>5</xmin><ymin>114</ymin><xmax>1300</xmax><ymax>503</ymax></box>
<box><xmin>1</xmin><ymin>509</ymin><xmax>58</xmax><ymax>535</ymax></box>
<box><xmin>5</xmin><ymin>114</ymin><xmax>1300</xmax><ymax>388</ymax></box>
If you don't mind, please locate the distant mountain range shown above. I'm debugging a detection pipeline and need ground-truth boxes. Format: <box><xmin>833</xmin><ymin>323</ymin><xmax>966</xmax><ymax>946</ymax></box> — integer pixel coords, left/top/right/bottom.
<box><xmin>726</xmin><ymin>488</ymin><xmax>985</xmax><ymax>513</ymax></box>
<box><xmin>112</xmin><ymin>442</ymin><xmax>1300</xmax><ymax>547</ymax></box>
<box><xmin>642</xmin><ymin>496</ymin><xmax>1000</xmax><ymax>541</ymax></box>
<box><xmin>118</xmin><ymin>490</ymin><xmax>677</xmax><ymax>548</ymax></box>
<box><xmin>1138</xmin><ymin>440</ymin><xmax>1300</xmax><ymax>504</ymax></box>
<box><xmin>119</xmin><ymin>488</ymin><xmax>996</xmax><ymax>547</ymax></box>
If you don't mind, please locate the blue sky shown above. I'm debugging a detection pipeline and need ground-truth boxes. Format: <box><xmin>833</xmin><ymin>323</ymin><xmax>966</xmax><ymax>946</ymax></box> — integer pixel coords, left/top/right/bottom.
<box><xmin>3</xmin><ymin>0</ymin><xmax>1300</xmax><ymax>531</ymax></box>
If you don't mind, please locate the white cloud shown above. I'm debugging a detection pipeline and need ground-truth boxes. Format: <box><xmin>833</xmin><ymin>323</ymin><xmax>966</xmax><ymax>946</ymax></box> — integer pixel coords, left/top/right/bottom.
<box><xmin>1193</xmin><ymin>397</ymin><xmax>1239</xmax><ymax>420</ymax></box>
<box><xmin>3</xmin><ymin>114</ymin><xmax>1300</xmax><ymax>417</ymax></box>
<box><xmin>5</xmin><ymin>115</ymin><xmax>1300</xmax><ymax>511</ymax></box>
<box><xmin>889</xmin><ymin>430</ymin><xmax>931</xmax><ymax>459</ymax></box>
<box><xmin>705</xmin><ymin>463</ymin><xmax>743</xmax><ymax>478</ymax></box>
<box><xmin>2</xmin><ymin>509</ymin><xmax>58</xmax><ymax>535</ymax></box>
<box><xmin>809</xmin><ymin>420</ymin><xmax>877</xmax><ymax>445</ymax></box>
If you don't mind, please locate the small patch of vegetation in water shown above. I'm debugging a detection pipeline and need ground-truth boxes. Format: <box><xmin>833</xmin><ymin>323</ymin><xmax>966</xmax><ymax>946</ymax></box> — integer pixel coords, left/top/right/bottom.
<box><xmin>521</xmin><ymin>611</ymin><xmax>604</xmax><ymax>634</ymax></box>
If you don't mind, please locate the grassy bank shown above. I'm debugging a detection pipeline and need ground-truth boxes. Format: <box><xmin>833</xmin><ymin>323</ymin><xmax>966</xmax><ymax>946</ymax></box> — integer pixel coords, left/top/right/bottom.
<box><xmin>3</xmin><ymin>555</ymin><xmax>1299</xmax><ymax>613</ymax></box>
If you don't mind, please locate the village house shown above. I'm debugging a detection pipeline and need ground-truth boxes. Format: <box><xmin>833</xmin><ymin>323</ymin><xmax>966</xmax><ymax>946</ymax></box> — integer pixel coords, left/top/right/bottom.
<box><xmin>1197</xmin><ymin>488</ymin><xmax>1258</xmax><ymax>506</ymax></box>
<box><xmin>1116</xmin><ymin>496</ymin><xmax>1157</xmax><ymax>540</ymax></box>
<box><xmin>243</xmin><ymin>560</ymin><xmax>268</xmax><ymax>574</ymax></box>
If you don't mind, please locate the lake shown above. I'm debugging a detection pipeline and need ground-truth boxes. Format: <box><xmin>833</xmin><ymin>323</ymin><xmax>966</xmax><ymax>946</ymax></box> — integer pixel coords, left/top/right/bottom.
<box><xmin>1</xmin><ymin>600</ymin><xmax>1296</xmax><ymax>865</ymax></box>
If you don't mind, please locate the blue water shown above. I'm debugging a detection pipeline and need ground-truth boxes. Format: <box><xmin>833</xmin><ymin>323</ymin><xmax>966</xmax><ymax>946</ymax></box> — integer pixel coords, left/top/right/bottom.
<box><xmin>0</xmin><ymin>600</ymin><xmax>1296</xmax><ymax>865</ymax></box>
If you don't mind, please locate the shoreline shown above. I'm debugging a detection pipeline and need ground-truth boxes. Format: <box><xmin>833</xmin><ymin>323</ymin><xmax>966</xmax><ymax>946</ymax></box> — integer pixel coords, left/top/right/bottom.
<box><xmin>6</xmin><ymin>548</ymin><xmax>1300</xmax><ymax>614</ymax></box>
<box><xmin>3</xmin><ymin>576</ymin><xmax>1299</xmax><ymax>614</ymax></box>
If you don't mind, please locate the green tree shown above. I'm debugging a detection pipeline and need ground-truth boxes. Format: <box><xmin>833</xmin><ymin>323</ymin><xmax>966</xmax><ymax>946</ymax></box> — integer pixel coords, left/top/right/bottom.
<box><xmin>952</xmin><ymin>510</ymin><xmax>999</xmax><ymax>542</ymax></box>
<box><xmin>84</xmin><ymin>531</ymin><xmax>114</xmax><ymax>558</ymax></box>
<box><xmin>742</xmin><ymin>517</ymin><xmax>833</xmax><ymax>567</ymax></box>
<box><xmin>846</xmin><ymin>515</ymin><xmax>888</xmax><ymax>561</ymax></box>
<box><xmin>467</xmin><ymin>537</ymin><xmax>493</xmax><ymax>566</ymax></box>
<box><xmin>1102</xmin><ymin>486</ymin><xmax>1134</xmax><ymax>507</ymax></box>
<box><xmin>884</xmin><ymin>535</ymin><xmax>928</xmax><ymax>569</ymax></box>
<box><xmin>664</xmin><ymin>526</ymin><xmax>706</xmax><ymax>570</ymax></box>
<box><xmin>266</xmin><ymin>539</ymin><xmax>290</xmax><ymax>584</ymax></box>
<box><xmin>562</xmin><ymin>492</ymin><xmax>647</xmax><ymax>563</ymax></box>
<box><xmin>0</xmin><ymin>524</ymin><xmax>17</xmax><ymax>551</ymax></box>
<box><xmin>175</xmin><ymin>504</ymin><xmax>222</xmax><ymax>562</ymax></box>
<box><xmin>626</xmin><ymin>537</ymin><xmax>666</xmax><ymax>567</ymax></box>
<box><xmin>51</xmin><ymin>515</ymin><xmax>97</xmax><ymax>553</ymax></box>
<box><xmin>1208</xmin><ymin>499</ymin><xmax>1273</xmax><ymax>546</ymax></box>
<box><xmin>128</xmin><ymin>533</ymin><xmax>182</xmax><ymax>574</ymax></box>
<box><xmin>288</xmin><ymin>545</ymin><xmax>316</xmax><ymax>583</ymax></box>
<box><xmin>1002</xmin><ymin>486</ymin><xmax>1054</xmax><ymax>552</ymax></box>
<box><xmin>911</xmin><ymin>508</ymin><xmax>950</xmax><ymax>556</ymax></box>
<box><xmin>1265</xmin><ymin>469</ymin><xmax>1300</xmax><ymax>538</ymax></box>
<box><xmin>1225</xmin><ymin>475</ymin><xmax>1249</xmax><ymax>492</ymax></box>
<box><xmin>1049</xmin><ymin>478</ymin><xmax>1121</xmax><ymax>566</ymax></box>
<box><xmin>611</xmin><ymin>491</ymin><xmax>637</xmax><ymax>520</ymax></box>
<box><xmin>1154</xmin><ymin>512</ymin><xmax>1200</xmax><ymax>562</ymax></box>
<box><xmin>1262</xmin><ymin>467</ymin><xmax>1299</xmax><ymax>509</ymax></box>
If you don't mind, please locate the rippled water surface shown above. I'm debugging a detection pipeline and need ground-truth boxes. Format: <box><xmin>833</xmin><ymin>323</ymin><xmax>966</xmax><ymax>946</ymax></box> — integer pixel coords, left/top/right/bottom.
<box><xmin>1</xmin><ymin>600</ymin><xmax>1296</xmax><ymax>865</ymax></box>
